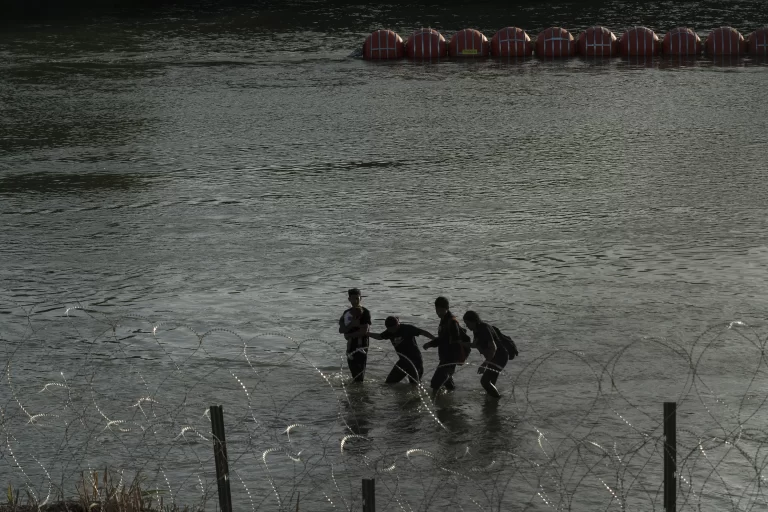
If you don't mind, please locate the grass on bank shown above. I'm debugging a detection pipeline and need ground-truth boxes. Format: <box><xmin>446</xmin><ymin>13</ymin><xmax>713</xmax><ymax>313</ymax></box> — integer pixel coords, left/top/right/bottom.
<box><xmin>2</xmin><ymin>469</ymin><xmax>202</xmax><ymax>511</ymax></box>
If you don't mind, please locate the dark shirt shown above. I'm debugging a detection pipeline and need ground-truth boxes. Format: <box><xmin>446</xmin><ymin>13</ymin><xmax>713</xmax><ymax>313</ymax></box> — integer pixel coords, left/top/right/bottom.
<box><xmin>379</xmin><ymin>323</ymin><xmax>426</xmax><ymax>357</ymax></box>
<box><xmin>473</xmin><ymin>321</ymin><xmax>498</xmax><ymax>360</ymax></box>
<box><xmin>339</xmin><ymin>307</ymin><xmax>372</xmax><ymax>348</ymax></box>
<box><xmin>424</xmin><ymin>310</ymin><xmax>463</xmax><ymax>362</ymax></box>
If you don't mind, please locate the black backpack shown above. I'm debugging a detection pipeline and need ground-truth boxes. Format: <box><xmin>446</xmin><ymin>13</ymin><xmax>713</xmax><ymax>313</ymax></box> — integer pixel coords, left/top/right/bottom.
<box><xmin>492</xmin><ymin>326</ymin><xmax>519</xmax><ymax>358</ymax></box>
<box><xmin>458</xmin><ymin>324</ymin><xmax>472</xmax><ymax>361</ymax></box>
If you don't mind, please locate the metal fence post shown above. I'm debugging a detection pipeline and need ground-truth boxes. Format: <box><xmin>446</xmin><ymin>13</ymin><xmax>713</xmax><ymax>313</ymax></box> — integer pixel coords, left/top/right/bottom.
<box><xmin>664</xmin><ymin>402</ymin><xmax>677</xmax><ymax>512</ymax></box>
<box><xmin>362</xmin><ymin>478</ymin><xmax>376</xmax><ymax>512</ymax></box>
<box><xmin>210</xmin><ymin>405</ymin><xmax>233</xmax><ymax>512</ymax></box>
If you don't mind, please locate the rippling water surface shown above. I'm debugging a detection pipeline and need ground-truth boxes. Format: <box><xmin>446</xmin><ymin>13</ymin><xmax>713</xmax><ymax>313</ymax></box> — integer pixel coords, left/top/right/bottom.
<box><xmin>2</xmin><ymin>1</ymin><xmax>768</xmax><ymax>510</ymax></box>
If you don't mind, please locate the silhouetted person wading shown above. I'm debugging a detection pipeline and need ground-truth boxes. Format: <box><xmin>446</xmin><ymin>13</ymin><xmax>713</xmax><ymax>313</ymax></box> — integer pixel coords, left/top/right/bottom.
<box><xmin>338</xmin><ymin>288</ymin><xmax>371</xmax><ymax>382</ymax></box>
<box><xmin>462</xmin><ymin>311</ymin><xmax>511</xmax><ymax>398</ymax></box>
<box><xmin>369</xmin><ymin>316</ymin><xmax>435</xmax><ymax>384</ymax></box>
<box><xmin>423</xmin><ymin>296</ymin><xmax>469</xmax><ymax>397</ymax></box>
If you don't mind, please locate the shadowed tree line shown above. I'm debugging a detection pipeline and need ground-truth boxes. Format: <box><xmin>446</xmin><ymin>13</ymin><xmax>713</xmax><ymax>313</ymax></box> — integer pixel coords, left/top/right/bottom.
<box><xmin>0</xmin><ymin>0</ymin><xmax>646</xmax><ymax>20</ymax></box>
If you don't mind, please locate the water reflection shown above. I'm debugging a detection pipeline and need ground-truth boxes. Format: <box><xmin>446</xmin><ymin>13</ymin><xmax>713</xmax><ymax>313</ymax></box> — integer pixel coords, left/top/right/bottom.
<box><xmin>659</xmin><ymin>55</ymin><xmax>699</xmax><ymax>69</ymax></box>
<box><xmin>620</xmin><ymin>56</ymin><xmax>659</xmax><ymax>68</ymax></box>
<box><xmin>708</xmin><ymin>55</ymin><xmax>747</xmax><ymax>68</ymax></box>
<box><xmin>0</xmin><ymin>172</ymin><xmax>149</xmax><ymax>196</ymax></box>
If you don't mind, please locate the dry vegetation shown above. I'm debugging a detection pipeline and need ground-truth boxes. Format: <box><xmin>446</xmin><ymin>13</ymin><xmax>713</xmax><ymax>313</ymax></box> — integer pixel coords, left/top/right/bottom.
<box><xmin>2</xmin><ymin>469</ymin><xmax>201</xmax><ymax>512</ymax></box>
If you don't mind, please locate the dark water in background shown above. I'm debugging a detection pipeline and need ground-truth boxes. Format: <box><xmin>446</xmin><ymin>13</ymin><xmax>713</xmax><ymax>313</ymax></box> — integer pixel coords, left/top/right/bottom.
<box><xmin>2</xmin><ymin>1</ymin><xmax>768</xmax><ymax>510</ymax></box>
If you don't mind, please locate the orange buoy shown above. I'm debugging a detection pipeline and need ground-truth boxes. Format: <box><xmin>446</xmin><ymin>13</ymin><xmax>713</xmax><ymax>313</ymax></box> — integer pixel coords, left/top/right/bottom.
<box><xmin>449</xmin><ymin>28</ymin><xmax>490</xmax><ymax>57</ymax></box>
<box><xmin>705</xmin><ymin>27</ymin><xmax>746</xmax><ymax>55</ymax></box>
<box><xmin>363</xmin><ymin>29</ymin><xmax>405</xmax><ymax>60</ymax></box>
<box><xmin>491</xmin><ymin>27</ymin><xmax>533</xmax><ymax>57</ymax></box>
<box><xmin>746</xmin><ymin>27</ymin><xmax>768</xmax><ymax>55</ymax></box>
<box><xmin>620</xmin><ymin>26</ymin><xmax>660</xmax><ymax>56</ymax></box>
<box><xmin>405</xmin><ymin>28</ymin><xmax>448</xmax><ymax>60</ymax></box>
<box><xmin>577</xmin><ymin>26</ymin><xmax>618</xmax><ymax>56</ymax></box>
<box><xmin>536</xmin><ymin>27</ymin><xmax>576</xmax><ymax>58</ymax></box>
<box><xmin>662</xmin><ymin>27</ymin><xmax>702</xmax><ymax>55</ymax></box>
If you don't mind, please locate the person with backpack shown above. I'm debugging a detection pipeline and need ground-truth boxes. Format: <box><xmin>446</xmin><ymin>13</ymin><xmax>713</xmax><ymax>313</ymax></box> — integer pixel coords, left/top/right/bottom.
<box><xmin>368</xmin><ymin>316</ymin><xmax>436</xmax><ymax>384</ymax></box>
<box><xmin>461</xmin><ymin>311</ymin><xmax>516</xmax><ymax>398</ymax></box>
<box><xmin>422</xmin><ymin>296</ymin><xmax>471</xmax><ymax>397</ymax></box>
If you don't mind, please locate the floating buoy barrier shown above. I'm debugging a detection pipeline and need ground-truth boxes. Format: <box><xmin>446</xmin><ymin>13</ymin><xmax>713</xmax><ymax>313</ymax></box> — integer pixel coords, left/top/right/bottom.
<box><xmin>536</xmin><ymin>27</ymin><xmax>576</xmax><ymax>58</ymax></box>
<box><xmin>363</xmin><ymin>29</ymin><xmax>405</xmax><ymax>60</ymax></box>
<box><xmin>362</xmin><ymin>25</ymin><xmax>767</xmax><ymax>60</ymax></box>
<box><xmin>577</xmin><ymin>26</ymin><xmax>618</xmax><ymax>57</ymax></box>
<box><xmin>491</xmin><ymin>27</ymin><xmax>533</xmax><ymax>57</ymax></box>
<box><xmin>449</xmin><ymin>28</ymin><xmax>490</xmax><ymax>57</ymax></box>
<box><xmin>747</xmin><ymin>27</ymin><xmax>768</xmax><ymax>55</ymax></box>
<box><xmin>662</xmin><ymin>27</ymin><xmax>702</xmax><ymax>55</ymax></box>
<box><xmin>619</xmin><ymin>26</ymin><xmax>660</xmax><ymax>56</ymax></box>
<box><xmin>706</xmin><ymin>26</ymin><xmax>746</xmax><ymax>55</ymax></box>
<box><xmin>405</xmin><ymin>28</ymin><xmax>448</xmax><ymax>60</ymax></box>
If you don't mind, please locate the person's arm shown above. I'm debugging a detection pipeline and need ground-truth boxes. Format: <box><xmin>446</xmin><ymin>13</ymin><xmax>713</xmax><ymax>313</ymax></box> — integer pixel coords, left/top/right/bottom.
<box><xmin>356</xmin><ymin>309</ymin><xmax>372</xmax><ymax>336</ymax></box>
<box><xmin>423</xmin><ymin>327</ymin><xmax>444</xmax><ymax>349</ymax></box>
<box><xmin>339</xmin><ymin>314</ymin><xmax>360</xmax><ymax>334</ymax></box>
<box><xmin>415</xmin><ymin>327</ymin><xmax>436</xmax><ymax>341</ymax></box>
<box><xmin>368</xmin><ymin>331</ymin><xmax>386</xmax><ymax>341</ymax></box>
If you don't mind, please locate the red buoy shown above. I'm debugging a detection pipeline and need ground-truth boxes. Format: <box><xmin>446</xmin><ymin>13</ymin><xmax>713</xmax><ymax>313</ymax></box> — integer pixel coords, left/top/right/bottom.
<box><xmin>363</xmin><ymin>29</ymin><xmax>405</xmax><ymax>60</ymax></box>
<box><xmin>577</xmin><ymin>26</ymin><xmax>618</xmax><ymax>56</ymax></box>
<box><xmin>405</xmin><ymin>28</ymin><xmax>448</xmax><ymax>60</ymax></box>
<box><xmin>536</xmin><ymin>27</ymin><xmax>576</xmax><ymax>58</ymax></box>
<box><xmin>662</xmin><ymin>27</ymin><xmax>702</xmax><ymax>55</ymax></box>
<box><xmin>747</xmin><ymin>27</ymin><xmax>768</xmax><ymax>55</ymax></box>
<box><xmin>449</xmin><ymin>28</ymin><xmax>490</xmax><ymax>57</ymax></box>
<box><xmin>491</xmin><ymin>27</ymin><xmax>533</xmax><ymax>57</ymax></box>
<box><xmin>620</xmin><ymin>27</ymin><xmax>660</xmax><ymax>56</ymax></box>
<box><xmin>705</xmin><ymin>27</ymin><xmax>746</xmax><ymax>55</ymax></box>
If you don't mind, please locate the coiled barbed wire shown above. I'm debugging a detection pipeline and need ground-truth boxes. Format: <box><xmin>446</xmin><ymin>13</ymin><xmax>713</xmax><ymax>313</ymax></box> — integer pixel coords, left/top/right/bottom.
<box><xmin>1</xmin><ymin>303</ymin><xmax>766</xmax><ymax>511</ymax></box>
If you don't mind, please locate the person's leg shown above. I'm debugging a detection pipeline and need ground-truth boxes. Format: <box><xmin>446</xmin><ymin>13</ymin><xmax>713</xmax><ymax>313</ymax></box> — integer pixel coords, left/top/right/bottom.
<box><xmin>430</xmin><ymin>363</ymin><xmax>447</xmax><ymax>390</ymax></box>
<box><xmin>490</xmin><ymin>350</ymin><xmax>508</xmax><ymax>385</ymax></box>
<box><xmin>480</xmin><ymin>369</ymin><xmax>501</xmax><ymax>398</ymax></box>
<box><xmin>480</xmin><ymin>351</ymin><xmax>507</xmax><ymax>397</ymax></box>
<box><xmin>385</xmin><ymin>362</ymin><xmax>407</xmax><ymax>384</ymax></box>
<box><xmin>445</xmin><ymin>363</ymin><xmax>456</xmax><ymax>389</ymax></box>
<box><xmin>431</xmin><ymin>362</ymin><xmax>456</xmax><ymax>391</ymax></box>
<box><xmin>397</xmin><ymin>352</ymin><xmax>422</xmax><ymax>384</ymax></box>
<box><xmin>347</xmin><ymin>344</ymin><xmax>367</xmax><ymax>382</ymax></box>
<box><xmin>412</xmin><ymin>356</ymin><xmax>424</xmax><ymax>384</ymax></box>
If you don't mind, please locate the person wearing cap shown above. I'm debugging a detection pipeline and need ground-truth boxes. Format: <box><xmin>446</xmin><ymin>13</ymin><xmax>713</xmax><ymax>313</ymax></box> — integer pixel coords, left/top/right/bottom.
<box><xmin>462</xmin><ymin>311</ymin><xmax>508</xmax><ymax>398</ymax></box>
<box><xmin>422</xmin><ymin>296</ymin><xmax>468</xmax><ymax>397</ymax></box>
<box><xmin>368</xmin><ymin>316</ymin><xmax>436</xmax><ymax>384</ymax></box>
<box><xmin>338</xmin><ymin>288</ymin><xmax>372</xmax><ymax>382</ymax></box>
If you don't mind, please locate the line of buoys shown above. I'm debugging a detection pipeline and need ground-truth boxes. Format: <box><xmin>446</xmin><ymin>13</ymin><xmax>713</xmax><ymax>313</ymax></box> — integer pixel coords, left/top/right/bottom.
<box><xmin>404</xmin><ymin>28</ymin><xmax>447</xmax><ymax>60</ymax></box>
<box><xmin>748</xmin><ymin>26</ymin><xmax>768</xmax><ymax>55</ymax></box>
<box><xmin>363</xmin><ymin>29</ymin><xmax>404</xmax><ymax>60</ymax></box>
<box><xmin>578</xmin><ymin>26</ymin><xmax>618</xmax><ymax>57</ymax></box>
<box><xmin>449</xmin><ymin>28</ymin><xmax>490</xmax><ymax>57</ymax></box>
<box><xmin>536</xmin><ymin>27</ymin><xmax>576</xmax><ymax>58</ymax></box>
<box><xmin>662</xmin><ymin>27</ymin><xmax>702</xmax><ymax>56</ymax></box>
<box><xmin>705</xmin><ymin>26</ymin><xmax>746</xmax><ymax>55</ymax></box>
<box><xmin>620</xmin><ymin>26</ymin><xmax>660</xmax><ymax>56</ymax></box>
<box><xmin>491</xmin><ymin>27</ymin><xmax>533</xmax><ymax>57</ymax></box>
<box><xmin>362</xmin><ymin>26</ymin><xmax>768</xmax><ymax>60</ymax></box>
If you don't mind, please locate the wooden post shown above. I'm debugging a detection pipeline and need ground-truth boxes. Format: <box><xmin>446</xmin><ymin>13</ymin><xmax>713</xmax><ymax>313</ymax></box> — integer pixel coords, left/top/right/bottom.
<box><xmin>664</xmin><ymin>402</ymin><xmax>677</xmax><ymax>512</ymax></box>
<box><xmin>210</xmin><ymin>405</ymin><xmax>233</xmax><ymax>512</ymax></box>
<box><xmin>362</xmin><ymin>478</ymin><xmax>375</xmax><ymax>512</ymax></box>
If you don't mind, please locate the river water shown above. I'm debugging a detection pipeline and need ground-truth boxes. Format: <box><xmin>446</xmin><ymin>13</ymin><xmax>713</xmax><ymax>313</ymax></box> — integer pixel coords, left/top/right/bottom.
<box><xmin>2</xmin><ymin>1</ymin><xmax>768</xmax><ymax>510</ymax></box>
